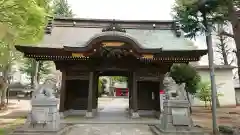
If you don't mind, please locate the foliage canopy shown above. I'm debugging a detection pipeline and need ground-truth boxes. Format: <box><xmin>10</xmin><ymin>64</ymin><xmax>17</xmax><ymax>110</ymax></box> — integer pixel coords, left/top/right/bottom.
<box><xmin>169</xmin><ymin>63</ymin><xmax>201</xmax><ymax>94</ymax></box>
<box><xmin>172</xmin><ymin>0</ymin><xmax>231</xmax><ymax>39</ymax></box>
<box><xmin>53</xmin><ymin>0</ymin><xmax>73</xmax><ymax>17</ymax></box>
<box><xmin>0</xmin><ymin>0</ymin><xmax>51</xmax><ymax>44</ymax></box>
<box><xmin>20</xmin><ymin>59</ymin><xmax>52</xmax><ymax>82</ymax></box>
<box><xmin>196</xmin><ymin>81</ymin><xmax>223</xmax><ymax>108</ymax></box>
<box><xmin>0</xmin><ymin>0</ymin><xmax>52</xmax><ymax>73</ymax></box>
<box><xmin>111</xmin><ymin>76</ymin><xmax>128</xmax><ymax>83</ymax></box>
<box><xmin>196</xmin><ymin>81</ymin><xmax>212</xmax><ymax>107</ymax></box>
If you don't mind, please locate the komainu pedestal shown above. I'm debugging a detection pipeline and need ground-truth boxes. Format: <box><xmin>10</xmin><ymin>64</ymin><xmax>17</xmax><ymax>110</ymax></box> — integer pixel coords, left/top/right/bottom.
<box><xmin>160</xmin><ymin>100</ymin><xmax>193</xmax><ymax>130</ymax></box>
<box><xmin>25</xmin><ymin>98</ymin><xmax>60</xmax><ymax>131</ymax></box>
<box><xmin>11</xmin><ymin>77</ymin><xmax>67</xmax><ymax>135</ymax></box>
<box><xmin>150</xmin><ymin>100</ymin><xmax>210</xmax><ymax>135</ymax></box>
<box><xmin>149</xmin><ymin>73</ymin><xmax>210</xmax><ymax>135</ymax></box>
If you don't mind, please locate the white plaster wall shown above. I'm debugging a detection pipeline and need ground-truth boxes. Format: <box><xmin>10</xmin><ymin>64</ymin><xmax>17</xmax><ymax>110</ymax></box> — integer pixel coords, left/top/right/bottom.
<box><xmin>192</xmin><ymin>68</ymin><xmax>236</xmax><ymax>107</ymax></box>
<box><xmin>114</xmin><ymin>82</ymin><xmax>127</xmax><ymax>88</ymax></box>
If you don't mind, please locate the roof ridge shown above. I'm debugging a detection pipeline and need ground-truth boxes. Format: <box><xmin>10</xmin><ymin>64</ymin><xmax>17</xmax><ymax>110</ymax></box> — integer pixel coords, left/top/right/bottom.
<box><xmin>54</xmin><ymin>17</ymin><xmax>176</xmax><ymax>24</ymax></box>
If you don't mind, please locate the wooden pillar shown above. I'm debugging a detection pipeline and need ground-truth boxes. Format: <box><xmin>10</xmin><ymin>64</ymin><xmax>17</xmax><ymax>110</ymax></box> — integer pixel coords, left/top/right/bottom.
<box><xmin>92</xmin><ymin>72</ymin><xmax>98</xmax><ymax>110</ymax></box>
<box><xmin>95</xmin><ymin>73</ymin><xmax>99</xmax><ymax>109</ymax></box>
<box><xmin>128</xmin><ymin>72</ymin><xmax>133</xmax><ymax>111</ymax></box>
<box><xmin>86</xmin><ymin>71</ymin><xmax>94</xmax><ymax>117</ymax></box>
<box><xmin>59</xmin><ymin>69</ymin><xmax>66</xmax><ymax>112</ymax></box>
<box><xmin>154</xmin><ymin>88</ymin><xmax>160</xmax><ymax>111</ymax></box>
<box><xmin>132</xmin><ymin>71</ymin><xmax>139</xmax><ymax>118</ymax></box>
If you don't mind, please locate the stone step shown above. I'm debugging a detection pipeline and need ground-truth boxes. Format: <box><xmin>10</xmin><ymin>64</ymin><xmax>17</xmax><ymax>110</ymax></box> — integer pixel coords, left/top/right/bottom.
<box><xmin>10</xmin><ymin>124</ymin><xmax>73</xmax><ymax>135</ymax></box>
<box><xmin>149</xmin><ymin>124</ymin><xmax>211</xmax><ymax>135</ymax></box>
<box><xmin>149</xmin><ymin>125</ymin><xmax>161</xmax><ymax>135</ymax></box>
<box><xmin>62</xmin><ymin>120</ymin><xmax>160</xmax><ymax>124</ymax></box>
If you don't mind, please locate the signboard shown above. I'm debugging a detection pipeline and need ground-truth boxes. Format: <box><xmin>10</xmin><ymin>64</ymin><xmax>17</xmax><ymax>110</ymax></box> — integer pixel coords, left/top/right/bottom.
<box><xmin>172</xmin><ymin>108</ymin><xmax>188</xmax><ymax>116</ymax></box>
<box><xmin>31</xmin><ymin>107</ymin><xmax>49</xmax><ymax>123</ymax></box>
<box><xmin>159</xmin><ymin>90</ymin><xmax>165</xmax><ymax>112</ymax></box>
<box><xmin>142</xmin><ymin>54</ymin><xmax>153</xmax><ymax>59</ymax></box>
<box><xmin>102</xmin><ymin>42</ymin><xmax>125</xmax><ymax>47</ymax></box>
<box><xmin>172</xmin><ymin>108</ymin><xmax>189</xmax><ymax>125</ymax></box>
<box><xmin>71</xmin><ymin>53</ymin><xmax>84</xmax><ymax>57</ymax></box>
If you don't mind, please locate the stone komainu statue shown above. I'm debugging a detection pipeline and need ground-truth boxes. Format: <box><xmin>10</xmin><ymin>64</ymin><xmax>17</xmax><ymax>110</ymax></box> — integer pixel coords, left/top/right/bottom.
<box><xmin>163</xmin><ymin>73</ymin><xmax>188</xmax><ymax>100</ymax></box>
<box><xmin>32</xmin><ymin>77</ymin><xmax>58</xmax><ymax>99</ymax></box>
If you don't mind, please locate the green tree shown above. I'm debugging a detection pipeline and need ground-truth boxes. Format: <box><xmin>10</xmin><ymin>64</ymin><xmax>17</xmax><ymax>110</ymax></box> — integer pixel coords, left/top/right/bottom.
<box><xmin>53</xmin><ymin>0</ymin><xmax>73</xmax><ymax>17</ymax></box>
<box><xmin>111</xmin><ymin>76</ymin><xmax>128</xmax><ymax>83</ymax></box>
<box><xmin>0</xmin><ymin>0</ymin><xmax>52</xmax><ymax>105</ymax></box>
<box><xmin>196</xmin><ymin>81</ymin><xmax>223</xmax><ymax>108</ymax></box>
<box><xmin>170</xmin><ymin>63</ymin><xmax>201</xmax><ymax>94</ymax></box>
<box><xmin>0</xmin><ymin>0</ymin><xmax>51</xmax><ymax>44</ymax></box>
<box><xmin>0</xmin><ymin>41</ymin><xmax>23</xmax><ymax>76</ymax></box>
<box><xmin>196</xmin><ymin>81</ymin><xmax>212</xmax><ymax>108</ymax></box>
<box><xmin>0</xmin><ymin>42</ymin><xmax>10</xmax><ymax>73</ymax></box>
<box><xmin>20</xmin><ymin>59</ymin><xmax>52</xmax><ymax>85</ymax></box>
<box><xmin>98</xmin><ymin>77</ymin><xmax>108</xmax><ymax>96</ymax></box>
<box><xmin>169</xmin><ymin>63</ymin><xmax>201</xmax><ymax>113</ymax></box>
<box><xmin>215</xmin><ymin>24</ymin><xmax>234</xmax><ymax>65</ymax></box>
<box><xmin>0</xmin><ymin>0</ymin><xmax>52</xmax><ymax>78</ymax></box>
<box><xmin>172</xmin><ymin>0</ymin><xmax>240</xmax><ymax>82</ymax></box>
<box><xmin>25</xmin><ymin>0</ymin><xmax>74</xmax><ymax>88</ymax></box>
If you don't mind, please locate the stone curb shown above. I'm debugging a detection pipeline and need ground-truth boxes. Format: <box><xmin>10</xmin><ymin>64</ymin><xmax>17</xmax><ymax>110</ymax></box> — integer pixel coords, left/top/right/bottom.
<box><xmin>9</xmin><ymin>124</ymin><xmax>74</xmax><ymax>135</ymax></box>
<box><xmin>149</xmin><ymin>125</ymin><xmax>161</xmax><ymax>135</ymax></box>
<box><xmin>148</xmin><ymin>125</ymin><xmax>212</xmax><ymax>135</ymax></box>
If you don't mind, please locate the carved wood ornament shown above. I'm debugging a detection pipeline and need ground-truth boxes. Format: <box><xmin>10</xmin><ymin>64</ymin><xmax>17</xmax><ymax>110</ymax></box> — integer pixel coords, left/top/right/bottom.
<box><xmin>102</xmin><ymin>20</ymin><xmax>126</xmax><ymax>33</ymax></box>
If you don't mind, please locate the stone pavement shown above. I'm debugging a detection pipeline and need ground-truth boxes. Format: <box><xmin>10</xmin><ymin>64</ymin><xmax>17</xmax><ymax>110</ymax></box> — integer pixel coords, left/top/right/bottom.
<box><xmin>97</xmin><ymin>98</ymin><xmax>129</xmax><ymax>121</ymax></box>
<box><xmin>67</xmin><ymin>124</ymin><xmax>153</xmax><ymax>135</ymax></box>
<box><xmin>64</xmin><ymin>98</ymin><xmax>156</xmax><ymax>134</ymax></box>
<box><xmin>63</xmin><ymin>98</ymin><xmax>159</xmax><ymax>124</ymax></box>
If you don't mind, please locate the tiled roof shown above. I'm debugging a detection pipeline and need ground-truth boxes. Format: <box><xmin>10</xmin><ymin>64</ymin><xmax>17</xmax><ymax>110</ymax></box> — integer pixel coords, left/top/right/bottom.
<box><xmin>37</xmin><ymin>27</ymin><xmax>197</xmax><ymax>50</ymax></box>
<box><xmin>194</xmin><ymin>65</ymin><xmax>236</xmax><ymax>70</ymax></box>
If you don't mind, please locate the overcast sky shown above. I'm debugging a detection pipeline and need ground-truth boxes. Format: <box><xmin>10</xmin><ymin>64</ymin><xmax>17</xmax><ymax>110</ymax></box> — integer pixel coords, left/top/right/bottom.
<box><xmin>67</xmin><ymin>0</ymin><xmax>207</xmax><ymax>48</ymax></box>
<box><xmin>68</xmin><ymin>0</ymin><xmax>175</xmax><ymax>20</ymax></box>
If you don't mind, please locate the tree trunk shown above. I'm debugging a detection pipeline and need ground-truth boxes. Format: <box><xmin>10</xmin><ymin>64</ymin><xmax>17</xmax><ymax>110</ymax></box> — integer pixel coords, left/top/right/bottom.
<box><xmin>37</xmin><ymin>61</ymin><xmax>43</xmax><ymax>83</ymax></box>
<box><xmin>220</xmin><ymin>36</ymin><xmax>229</xmax><ymax>65</ymax></box>
<box><xmin>30</xmin><ymin>59</ymin><xmax>35</xmax><ymax>88</ymax></box>
<box><xmin>186</xmin><ymin>92</ymin><xmax>192</xmax><ymax>114</ymax></box>
<box><xmin>0</xmin><ymin>85</ymin><xmax>7</xmax><ymax>105</ymax></box>
<box><xmin>33</xmin><ymin>60</ymin><xmax>39</xmax><ymax>89</ymax></box>
<box><xmin>215</xmin><ymin>24</ymin><xmax>227</xmax><ymax>108</ymax></box>
<box><xmin>210</xmin><ymin>101</ymin><xmax>212</xmax><ymax>110</ymax></box>
<box><xmin>1</xmin><ymin>65</ymin><xmax>10</xmax><ymax>105</ymax></box>
<box><xmin>30</xmin><ymin>75</ymin><xmax>34</xmax><ymax>88</ymax></box>
<box><xmin>227</xmin><ymin>0</ymin><xmax>240</xmax><ymax>83</ymax></box>
<box><xmin>217</xmin><ymin>24</ymin><xmax>229</xmax><ymax>65</ymax></box>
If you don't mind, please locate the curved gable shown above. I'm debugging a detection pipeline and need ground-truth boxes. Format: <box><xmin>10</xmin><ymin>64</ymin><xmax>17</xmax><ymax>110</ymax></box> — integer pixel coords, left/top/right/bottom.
<box><xmin>64</xmin><ymin>31</ymin><xmax>162</xmax><ymax>53</ymax></box>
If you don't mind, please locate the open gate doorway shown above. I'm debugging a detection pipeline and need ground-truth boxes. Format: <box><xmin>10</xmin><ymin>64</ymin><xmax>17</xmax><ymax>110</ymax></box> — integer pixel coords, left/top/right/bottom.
<box><xmin>96</xmin><ymin>71</ymin><xmax>130</xmax><ymax>119</ymax></box>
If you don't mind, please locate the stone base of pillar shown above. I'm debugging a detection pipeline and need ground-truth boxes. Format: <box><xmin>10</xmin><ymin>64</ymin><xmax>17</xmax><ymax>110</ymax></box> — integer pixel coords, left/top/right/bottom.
<box><xmin>59</xmin><ymin>112</ymin><xmax>65</xmax><ymax>118</ymax></box>
<box><xmin>131</xmin><ymin>112</ymin><xmax>139</xmax><ymax>118</ymax></box>
<box><xmin>154</xmin><ymin>111</ymin><xmax>161</xmax><ymax>119</ymax></box>
<box><xmin>85</xmin><ymin>111</ymin><xmax>93</xmax><ymax>118</ymax></box>
<box><xmin>93</xmin><ymin>108</ymin><xmax>97</xmax><ymax>113</ymax></box>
